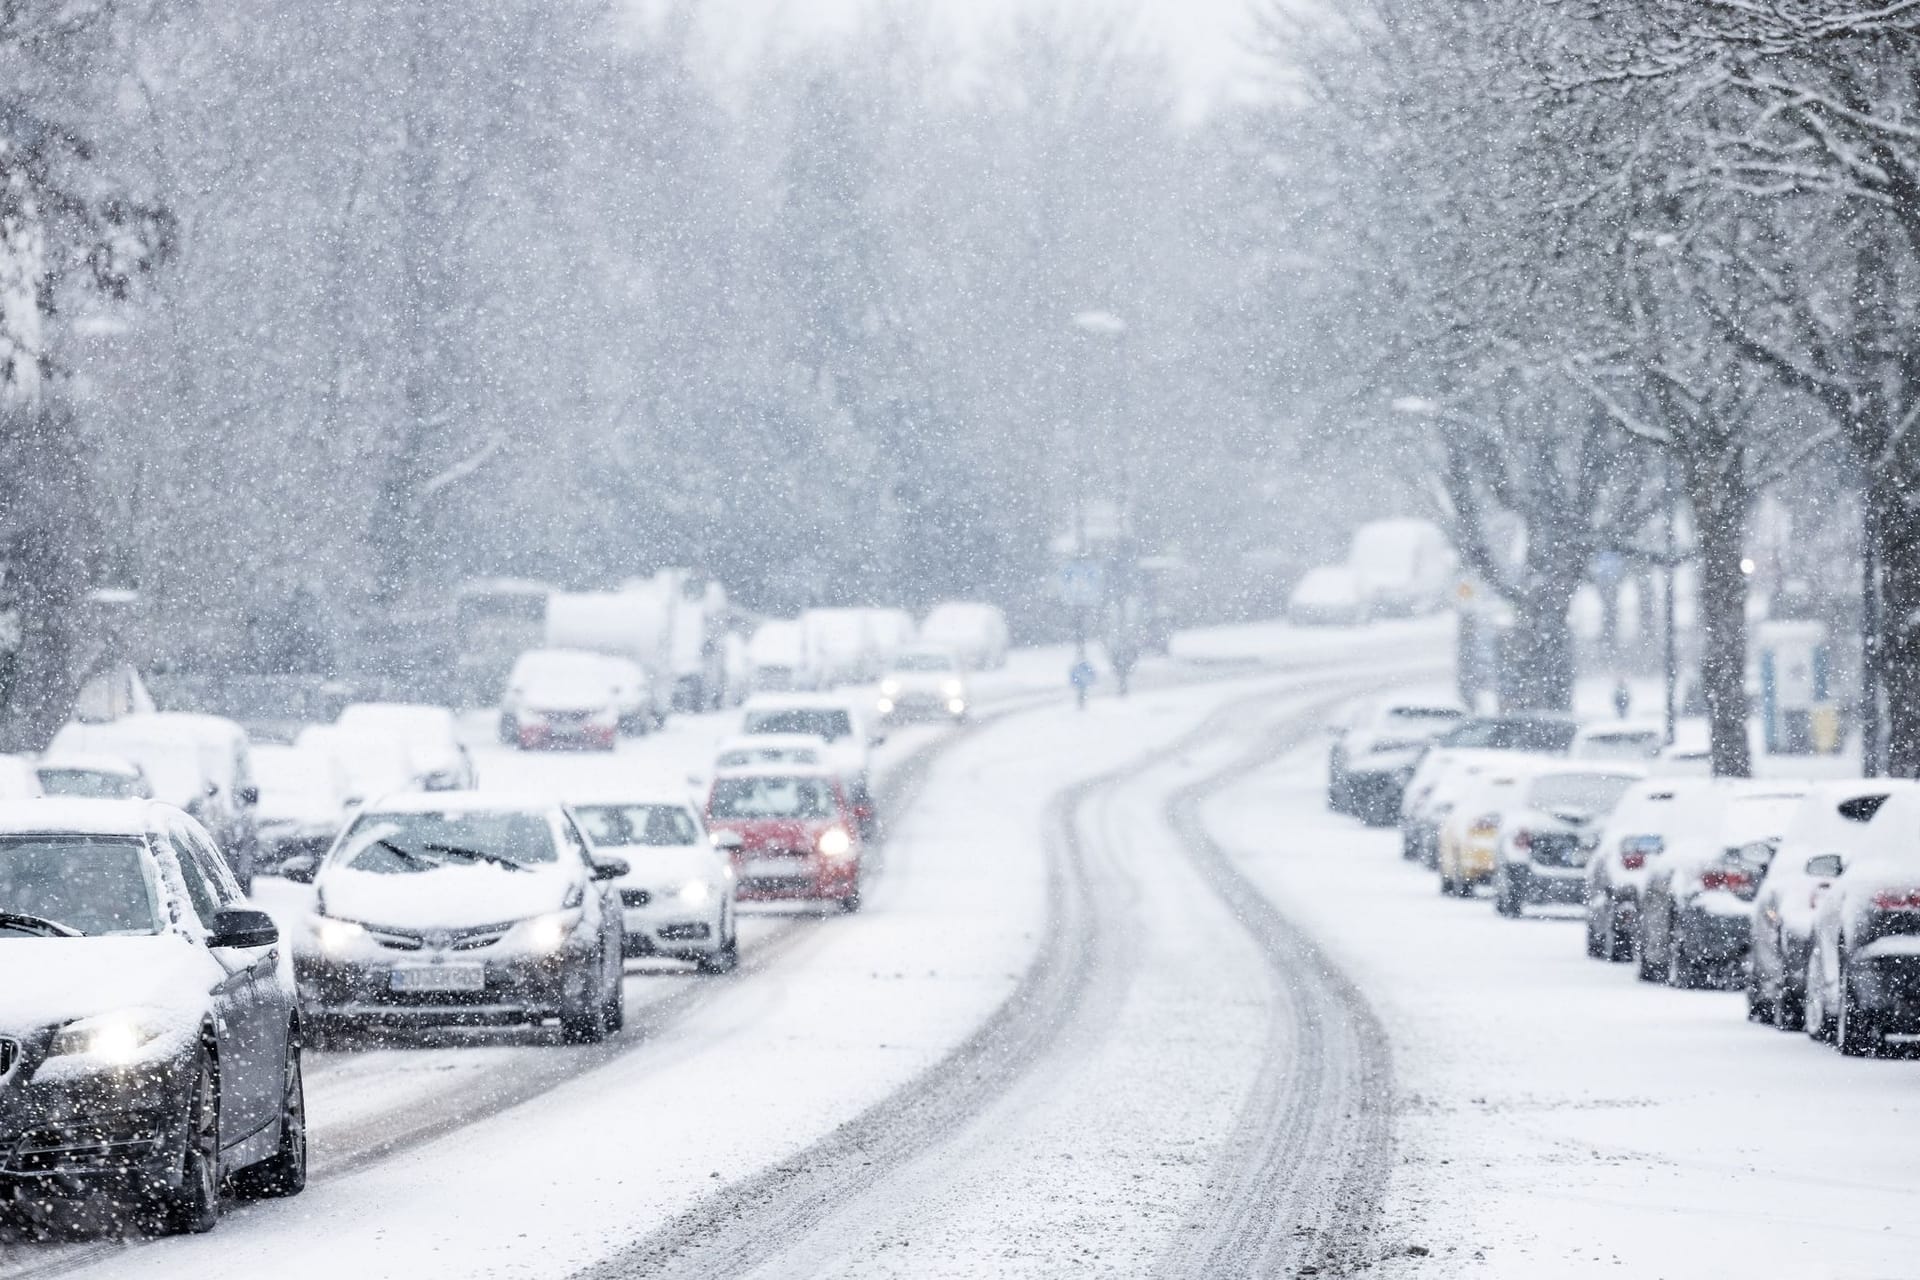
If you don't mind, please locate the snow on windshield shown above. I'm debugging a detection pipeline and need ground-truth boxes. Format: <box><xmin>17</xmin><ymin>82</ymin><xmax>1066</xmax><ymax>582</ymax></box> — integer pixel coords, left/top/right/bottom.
<box><xmin>0</xmin><ymin>836</ymin><xmax>160</xmax><ymax>935</ymax></box>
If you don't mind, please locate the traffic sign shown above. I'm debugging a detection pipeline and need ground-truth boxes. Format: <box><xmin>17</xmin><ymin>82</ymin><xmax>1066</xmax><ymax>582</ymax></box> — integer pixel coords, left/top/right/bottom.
<box><xmin>1060</xmin><ymin>560</ymin><xmax>1104</xmax><ymax>608</ymax></box>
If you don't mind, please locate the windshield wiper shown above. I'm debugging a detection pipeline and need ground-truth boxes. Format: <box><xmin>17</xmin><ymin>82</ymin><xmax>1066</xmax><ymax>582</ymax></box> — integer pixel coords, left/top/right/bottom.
<box><xmin>0</xmin><ymin>910</ymin><xmax>84</xmax><ymax>938</ymax></box>
<box><xmin>372</xmin><ymin>838</ymin><xmax>442</xmax><ymax>869</ymax></box>
<box><xmin>421</xmin><ymin>842</ymin><xmax>530</xmax><ymax>872</ymax></box>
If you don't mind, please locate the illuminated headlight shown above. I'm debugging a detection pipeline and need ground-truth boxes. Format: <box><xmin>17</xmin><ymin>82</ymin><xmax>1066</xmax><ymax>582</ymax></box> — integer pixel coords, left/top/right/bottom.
<box><xmin>50</xmin><ymin>1010</ymin><xmax>169</xmax><ymax>1065</ymax></box>
<box><xmin>676</xmin><ymin>880</ymin><xmax>714</xmax><ymax>907</ymax></box>
<box><xmin>816</xmin><ymin>827</ymin><xmax>854</xmax><ymax>859</ymax></box>
<box><xmin>314</xmin><ymin>916</ymin><xmax>368</xmax><ymax>954</ymax></box>
<box><xmin>941</xmin><ymin>679</ymin><xmax>964</xmax><ymax>698</ymax></box>
<box><xmin>947</xmin><ymin>699</ymin><xmax>966</xmax><ymax>715</ymax></box>
<box><xmin>881</xmin><ymin>679</ymin><xmax>901</xmax><ymax>697</ymax></box>
<box><xmin>525</xmin><ymin>909</ymin><xmax>582</xmax><ymax>954</ymax></box>
<box><xmin>876</xmin><ymin>698</ymin><xmax>895</xmax><ymax>715</ymax></box>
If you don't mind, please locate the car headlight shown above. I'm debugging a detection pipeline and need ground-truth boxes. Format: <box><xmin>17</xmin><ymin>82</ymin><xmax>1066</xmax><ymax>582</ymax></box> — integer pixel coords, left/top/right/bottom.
<box><xmin>881</xmin><ymin>679</ymin><xmax>901</xmax><ymax>697</ymax></box>
<box><xmin>676</xmin><ymin>880</ymin><xmax>714</xmax><ymax>907</ymax></box>
<box><xmin>314</xmin><ymin>916</ymin><xmax>368</xmax><ymax>954</ymax></box>
<box><xmin>817</xmin><ymin>826</ymin><xmax>853</xmax><ymax>859</ymax></box>
<box><xmin>947</xmin><ymin>698</ymin><xmax>966</xmax><ymax>715</ymax></box>
<box><xmin>876</xmin><ymin>697</ymin><xmax>895</xmax><ymax>714</ymax></box>
<box><xmin>50</xmin><ymin>1010</ymin><xmax>170</xmax><ymax>1065</ymax></box>
<box><xmin>525</xmin><ymin>909</ymin><xmax>582</xmax><ymax>954</ymax></box>
<box><xmin>941</xmin><ymin>679</ymin><xmax>963</xmax><ymax>698</ymax></box>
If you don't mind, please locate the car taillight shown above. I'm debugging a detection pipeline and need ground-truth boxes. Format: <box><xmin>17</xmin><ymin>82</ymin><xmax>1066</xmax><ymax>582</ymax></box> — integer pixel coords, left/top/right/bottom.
<box><xmin>1871</xmin><ymin>889</ymin><xmax>1920</xmax><ymax>911</ymax></box>
<box><xmin>1469</xmin><ymin>813</ymin><xmax>1499</xmax><ymax>836</ymax></box>
<box><xmin>1619</xmin><ymin>835</ymin><xmax>1661</xmax><ymax>872</ymax></box>
<box><xmin>1510</xmin><ymin>828</ymin><xmax>1531</xmax><ymax>852</ymax></box>
<box><xmin>1699</xmin><ymin>867</ymin><xmax>1756</xmax><ymax>900</ymax></box>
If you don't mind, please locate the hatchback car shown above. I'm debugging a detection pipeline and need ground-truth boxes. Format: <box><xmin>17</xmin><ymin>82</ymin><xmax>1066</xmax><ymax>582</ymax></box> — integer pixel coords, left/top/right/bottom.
<box><xmin>1582</xmin><ymin>776</ymin><xmax>1717</xmax><ymax>963</ymax></box>
<box><xmin>1436</xmin><ymin>761</ymin><xmax>1538</xmax><ymax>896</ymax></box>
<box><xmin>0</xmin><ymin>800</ymin><xmax>304</xmax><ymax>1235</ymax></box>
<box><xmin>1804</xmin><ymin>789</ymin><xmax>1920</xmax><ymax>1055</ymax></box>
<box><xmin>705</xmin><ymin>767</ymin><xmax>863</xmax><ymax>911</ymax></box>
<box><xmin>1490</xmin><ymin>763</ymin><xmax>1643</xmax><ymax>916</ymax></box>
<box><xmin>571</xmin><ymin>793</ymin><xmax>738</xmax><ymax>972</ymax></box>
<box><xmin>876</xmin><ymin>647</ymin><xmax>969</xmax><ymax>724</ymax></box>
<box><xmin>499</xmin><ymin>649</ymin><xmax>633</xmax><ymax>751</ymax></box>
<box><xmin>294</xmin><ymin>793</ymin><xmax>628</xmax><ymax>1044</ymax></box>
<box><xmin>740</xmin><ymin>694</ymin><xmax>881</xmax><ymax>838</ymax></box>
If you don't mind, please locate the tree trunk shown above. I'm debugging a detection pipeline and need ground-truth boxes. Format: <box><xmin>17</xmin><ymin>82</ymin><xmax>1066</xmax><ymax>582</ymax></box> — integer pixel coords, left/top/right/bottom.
<box><xmin>1500</xmin><ymin>588</ymin><xmax>1576</xmax><ymax>711</ymax></box>
<box><xmin>0</xmin><ymin>405</ymin><xmax>96</xmax><ymax>752</ymax></box>
<box><xmin>1688</xmin><ymin>460</ymin><xmax>1753</xmax><ymax>777</ymax></box>
<box><xmin>1875</xmin><ymin>473</ymin><xmax>1920</xmax><ymax>777</ymax></box>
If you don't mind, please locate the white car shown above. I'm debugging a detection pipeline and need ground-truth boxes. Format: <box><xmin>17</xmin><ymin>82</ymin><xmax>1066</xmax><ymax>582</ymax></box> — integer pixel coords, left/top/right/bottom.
<box><xmin>335</xmin><ymin>703</ymin><xmax>476</xmax><ymax>790</ymax></box>
<box><xmin>251</xmin><ymin>742</ymin><xmax>356</xmax><ymax>870</ymax></box>
<box><xmin>1287</xmin><ymin>566</ymin><xmax>1368</xmax><ymax>626</ymax></box>
<box><xmin>739</xmin><ymin>694</ymin><xmax>881</xmax><ymax>838</ymax></box>
<box><xmin>293</xmin><ymin>792</ymin><xmax>628</xmax><ymax>1044</ymax></box>
<box><xmin>1804</xmin><ymin>786</ymin><xmax>1920</xmax><ymax>1055</ymax></box>
<box><xmin>1582</xmin><ymin>776</ymin><xmax>1719</xmax><ymax>963</ymax></box>
<box><xmin>571</xmin><ymin>792</ymin><xmax>737</xmax><ymax>973</ymax></box>
<box><xmin>1569</xmin><ymin>721</ymin><xmax>1666</xmax><ymax>762</ymax></box>
<box><xmin>919</xmin><ymin>601</ymin><xmax>1009</xmax><ymax>670</ymax></box>
<box><xmin>876</xmin><ymin>647</ymin><xmax>969</xmax><ymax>723</ymax></box>
<box><xmin>34</xmin><ymin>753</ymin><xmax>150</xmax><ymax>800</ymax></box>
<box><xmin>1327</xmin><ymin>699</ymin><xmax>1464</xmax><ymax>822</ymax></box>
<box><xmin>0</xmin><ymin>755</ymin><xmax>46</xmax><ymax>800</ymax></box>
<box><xmin>1489</xmin><ymin>763</ymin><xmax>1644</xmax><ymax>916</ymax></box>
<box><xmin>500</xmin><ymin>648</ymin><xmax>633</xmax><ymax>750</ymax></box>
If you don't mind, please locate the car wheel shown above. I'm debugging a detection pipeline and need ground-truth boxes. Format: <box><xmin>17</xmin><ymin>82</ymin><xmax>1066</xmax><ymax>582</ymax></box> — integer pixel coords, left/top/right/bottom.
<box><xmin>1805</xmin><ymin>953</ymin><xmax>1837</xmax><ymax>1044</ymax></box>
<box><xmin>602</xmin><ymin>970</ymin><xmax>626</xmax><ymax>1035</ymax></box>
<box><xmin>1837</xmin><ymin>965</ymin><xmax>1884</xmax><ymax>1058</ymax></box>
<box><xmin>1774</xmin><ymin>978</ymin><xmax>1806</xmax><ymax>1032</ymax></box>
<box><xmin>1666</xmin><ymin>927</ymin><xmax>1701</xmax><ymax>989</ymax></box>
<box><xmin>839</xmin><ymin>888</ymin><xmax>862</xmax><ymax>914</ymax></box>
<box><xmin>1494</xmin><ymin>870</ymin><xmax>1522</xmax><ymax>918</ymax></box>
<box><xmin>154</xmin><ymin>1047</ymin><xmax>220</xmax><ymax>1235</ymax></box>
<box><xmin>233</xmin><ymin>1041</ymin><xmax>307</xmax><ymax>1199</ymax></box>
<box><xmin>1634</xmin><ymin>919</ymin><xmax>1663</xmax><ymax>983</ymax></box>
<box><xmin>698</xmin><ymin>929</ymin><xmax>740</xmax><ymax>975</ymax></box>
<box><xmin>560</xmin><ymin>950</ymin><xmax>611</xmax><ymax>1045</ymax></box>
<box><xmin>1745</xmin><ymin>966</ymin><xmax>1775</xmax><ymax>1024</ymax></box>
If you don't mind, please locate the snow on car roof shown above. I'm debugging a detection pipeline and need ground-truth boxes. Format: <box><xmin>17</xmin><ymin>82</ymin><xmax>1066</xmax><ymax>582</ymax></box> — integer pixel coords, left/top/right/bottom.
<box><xmin>35</xmin><ymin>753</ymin><xmax>145</xmax><ymax>778</ymax></box>
<box><xmin>0</xmin><ymin>798</ymin><xmax>171</xmax><ymax>837</ymax></box>
<box><xmin>742</xmin><ymin>692</ymin><xmax>864</xmax><ymax>711</ymax></box>
<box><xmin>356</xmin><ymin>790</ymin><xmax>562</xmax><ymax>816</ymax></box>
<box><xmin>64</xmin><ymin>711</ymin><xmax>245</xmax><ymax>743</ymax></box>
<box><xmin>717</xmin><ymin>732</ymin><xmax>828</xmax><ymax>750</ymax></box>
<box><xmin>1527</xmin><ymin>760</ymin><xmax>1647</xmax><ymax>781</ymax></box>
<box><xmin>566</xmin><ymin>788</ymin><xmax>700</xmax><ymax>809</ymax></box>
<box><xmin>709</xmin><ymin>762</ymin><xmax>842</xmax><ymax>781</ymax></box>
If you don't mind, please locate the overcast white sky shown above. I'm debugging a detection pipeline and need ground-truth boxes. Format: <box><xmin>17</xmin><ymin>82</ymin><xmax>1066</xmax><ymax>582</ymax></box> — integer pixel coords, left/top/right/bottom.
<box><xmin>673</xmin><ymin>0</ymin><xmax>1260</xmax><ymax>115</ymax></box>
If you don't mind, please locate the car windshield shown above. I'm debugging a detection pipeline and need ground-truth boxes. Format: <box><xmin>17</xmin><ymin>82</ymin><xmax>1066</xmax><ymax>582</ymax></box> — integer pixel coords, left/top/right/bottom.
<box><xmin>574</xmin><ymin>804</ymin><xmax>701</xmax><ymax>848</ymax></box>
<box><xmin>0</xmin><ymin>836</ymin><xmax>159</xmax><ymax>936</ymax></box>
<box><xmin>338</xmin><ymin>810</ymin><xmax>558</xmax><ymax>873</ymax></box>
<box><xmin>37</xmin><ymin>768</ymin><xmax>142</xmax><ymax>799</ymax></box>
<box><xmin>1579</xmin><ymin>731</ymin><xmax>1662</xmax><ymax>760</ymax></box>
<box><xmin>710</xmin><ymin>776</ymin><xmax>840</xmax><ymax>820</ymax></box>
<box><xmin>1530</xmin><ymin>773</ymin><xmax>1637</xmax><ymax>818</ymax></box>
<box><xmin>892</xmin><ymin>654</ymin><xmax>953</xmax><ymax>673</ymax></box>
<box><xmin>746</xmin><ymin>709</ymin><xmax>852</xmax><ymax>740</ymax></box>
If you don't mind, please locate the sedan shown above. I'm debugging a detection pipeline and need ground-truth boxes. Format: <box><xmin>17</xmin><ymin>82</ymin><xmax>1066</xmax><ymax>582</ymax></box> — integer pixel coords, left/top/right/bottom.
<box><xmin>571</xmin><ymin>793</ymin><xmax>738</xmax><ymax>973</ymax></box>
<box><xmin>291</xmin><ymin>793</ymin><xmax>627</xmax><ymax>1044</ymax></box>
<box><xmin>0</xmin><ymin>800</ymin><xmax>304</xmax><ymax>1235</ymax></box>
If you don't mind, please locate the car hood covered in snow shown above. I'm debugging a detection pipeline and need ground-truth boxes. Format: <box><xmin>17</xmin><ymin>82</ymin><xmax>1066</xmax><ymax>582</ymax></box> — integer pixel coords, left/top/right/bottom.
<box><xmin>318</xmin><ymin>862</ymin><xmax>576</xmax><ymax>930</ymax></box>
<box><xmin>0</xmin><ymin>935</ymin><xmax>215</xmax><ymax>1037</ymax></box>
<box><xmin>604</xmin><ymin>844</ymin><xmax>726</xmax><ymax>891</ymax></box>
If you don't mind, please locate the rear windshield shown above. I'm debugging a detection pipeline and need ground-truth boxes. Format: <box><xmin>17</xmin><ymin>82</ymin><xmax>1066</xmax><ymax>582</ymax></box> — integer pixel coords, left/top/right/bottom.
<box><xmin>710</xmin><ymin>776</ymin><xmax>840</xmax><ymax>820</ymax></box>
<box><xmin>1579</xmin><ymin>731</ymin><xmax>1662</xmax><ymax>761</ymax></box>
<box><xmin>1439</xmin><ymin>719</ymin><xmax>1575</xmax><ymax>753</ymax></box>
<box><xmin>337</xmin><ymin>811</ymin><xmax>558</xmax><ymax>873</ymax></box>
<box><xmin>37</xmin><ymin>768</ymin><xmax>144</xmax><ymax>800</ymax></box>
<box><xmin>574</xmin><ymin>804</ymin><xmax>701</xmax><ymax>848</ymax></box>
<box><xmin>1530</xmin><ymin>773</ymin><xmax>1637</xmax><ymax>819</ymax></box>
<box><xmin>745</xmin><ymin>709</ymin><xmax>852</xmax><ymax>741</ymax></box>
<box><xmin>0</xmin><ymin>836</ymin><xmax>159</xmax><ymax>936</ymax></box>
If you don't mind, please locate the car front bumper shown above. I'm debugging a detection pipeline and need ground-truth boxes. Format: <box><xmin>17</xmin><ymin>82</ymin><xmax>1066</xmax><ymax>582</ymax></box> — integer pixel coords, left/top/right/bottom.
<box><xmin>733</xmin><ymin>854</ymin><xmax>858</xmax><ymax>903</ymax></box>
<box><xmin>619</xmin><ymin>892</ymin><xmax>727</xmax><ymax>958</ymax></box>
<box><xmin>295</xmin><ymin>947</ymin><xmax>592</xmax><ymax>1027</ymax></box>
<box><xmin>514</xmin><ymin>716</ymin><xmax>616</xmax><ymax>750</ymax></box>
<box><xmin>1505</xmin><ymin>862</ymin><xmax>1586</xmax><ymax>905</ymax></box>
<box><xmin>1675</xmin><ymin>899</ymin><xmax>1754</xmax><ymax>965</ymax></box>
<box><xmin>0</xmin><ymin>1035</ymin><xmax>196</xmax><ymax>1199</ymax></box>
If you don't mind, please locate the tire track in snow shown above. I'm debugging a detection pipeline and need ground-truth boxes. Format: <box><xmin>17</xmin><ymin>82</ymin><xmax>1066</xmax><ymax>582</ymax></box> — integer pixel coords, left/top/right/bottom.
<box><xmin>582</xmin><ymin>666</ymin><xmax>1404</xmax><ymax>1279</ymax></box>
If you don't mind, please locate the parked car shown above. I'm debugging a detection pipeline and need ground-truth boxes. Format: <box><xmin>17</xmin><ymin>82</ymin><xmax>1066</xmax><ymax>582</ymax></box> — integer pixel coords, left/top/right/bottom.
<box><xmin>739</xmin><ymin>693</ymin><xmax>881</xmax><ymax>838</ymax></box>
<box><xmin>1748</xmin><ymin>781</ymin><xmax>1912</xmax><ymax>1029</ymax></box>
<box><xmin>1490</xmin><ymin>763</ymin><xmax>1644</xmax><ymax>916</ymax></box>
<box><xmin>1399</xmin><ymin>714</ymin><xmax>1578</xmax><ymax>864</ymax></box>
<box><xmin>1569</xmin><ymin>721</ymin><xmax>1665</xmax><ymax>763</ymax></box>
<box><xmin>570</xmin><ymin>792</ymin><xmax>737</xmax><ymax>973</ymax></box>
<box><xmin>335</xmin><ymin>703</ymin><xmax>476</xmax><ymax>790</ymax></box>
<box><xmin>1636</xmin><ymin>782</ymin><xmax>1806</xmax><ymax>988</ymax></box>
<box><xmin>1404</xmin><ymin>751</ymin><xmax>1534</xmax><ymax>871</ymax></box>
<box><xmin>1804</xmin><ymin>789</ymin><xmax>1920</xmax><ymax>1055</ymax></box>
<box><xmin>705</xmin><ymin>766</ymin><xmax>864</xmax><ymax>911</ymax></box>
<box><xmin>499</xmin><ymin>648</ymin><xmax>631</xmax><ymax>751</ymax></box>
<box><xmin>0</xmin><ymin>756</ymin><xmax>44</xmax><ymax>800</ymax></box>
<box><xmin>919</xmin><ymin>601</ymin><xmax>1009</xmax><ymax>670</ymax></box>
<box><xmin>1436</xmin><ymin>760</ymin><xmax>1540</xmax><ymax>896</ymax></box>
<box><xmin>251</xmin><ymin>742</ymin><xmax>355</xmax><ymax>872</ymax></box>
<box><xmin>876</xmin><ymin>647</ymin><xmax>969</xmax><ymax>724</ymax></box>
<box><xmin>292</xmin><ymin>793</ymin><xmax>628</xmax><ymax>1044</ymax></box>
<box><xmin>0</xmin><ymin>800</ymin><xmax>303</xmax><ymax>1234</ymax></box>
<box><xmin>49</xmin><ymin>714</ymin><xmax>261</xmax><ymax>893</ymax></box>
<box><xmin>34</xmin><ymin>754</ymin><xmax>150</xmax><ymax>800</ymax></box>
<box><xmin>1287</xmin><ymin>566</ymin><xmax>1369</xmax><ymax>626</ymax></box>
<box><xmin>1328</xmin><ymin>699</ymin><xmax>1464</xmax><ymax>823</ymax></box>
<box><xmin>1583</xmin><ymin>776</ymin><xmax>1717</xmax><ymax>962</ymax></box>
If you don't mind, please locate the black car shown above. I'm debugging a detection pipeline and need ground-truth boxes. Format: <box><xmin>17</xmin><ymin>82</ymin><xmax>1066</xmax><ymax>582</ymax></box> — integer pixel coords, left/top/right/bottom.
<box><xmin>0</xmin><ymin>800</ymin><xmax>305</xmax><ymax>1235</ymax></box>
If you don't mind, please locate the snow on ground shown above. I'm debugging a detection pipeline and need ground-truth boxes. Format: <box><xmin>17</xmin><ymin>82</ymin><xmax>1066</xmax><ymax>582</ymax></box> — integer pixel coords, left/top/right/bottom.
<box><xmin>1207</xmin><ymin>724</ymin><xmax>1920</xmax><ymax>1278</ymax></box>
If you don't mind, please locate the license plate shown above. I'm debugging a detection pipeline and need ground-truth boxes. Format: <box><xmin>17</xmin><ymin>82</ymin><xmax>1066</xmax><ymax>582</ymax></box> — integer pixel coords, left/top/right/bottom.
<box><xmin>389</xmin><ymin>965</ymin><xmax>485</xmax><ymax>993</ymax></box>
<box><xmin>743</xmin><ymin>858</ymin><xmax>807</xmax><ymax>879</ymax></box>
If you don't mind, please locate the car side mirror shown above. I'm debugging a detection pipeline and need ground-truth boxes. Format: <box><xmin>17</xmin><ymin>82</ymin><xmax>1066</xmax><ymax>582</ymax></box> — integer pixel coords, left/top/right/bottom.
<box><xmin>1805</xmin><ymin>854</ymin><xmax>1845</xmax><ymax>879</ymax></box>
<box><xmin>590</xmin><ymin>855</ymin><xmax>629</xmax><ymax>882</ymax></box>
<box><xmin>870</xmin><ymin>732</ymin><xmax>886</xmax><ymax>746</ymax></box>
<box><xmin>711</xmin><ymin>830</ymin><xmax>744</xmax><ymax>852</ymax></box>
<box><xmin>238</xmin><ymin>785</ymin><xmax>260</xmax><ymax>807</ymax></box>
<box><xmin>279</xmin><ymin>854</ymin><xmax>319</xmax><ymax>885</ymax></box>
<box><xmin>208</xmin><ymin>906</ymin><xmax>278</xmax><ymax>949</ymax></box>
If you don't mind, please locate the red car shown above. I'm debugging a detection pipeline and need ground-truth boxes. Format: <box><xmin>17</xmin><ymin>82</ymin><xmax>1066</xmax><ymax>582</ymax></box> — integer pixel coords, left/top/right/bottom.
<box><xmin>706</xmin><ymin>766</ymin><xmax>863</xmax><ymax>912</ymax></box>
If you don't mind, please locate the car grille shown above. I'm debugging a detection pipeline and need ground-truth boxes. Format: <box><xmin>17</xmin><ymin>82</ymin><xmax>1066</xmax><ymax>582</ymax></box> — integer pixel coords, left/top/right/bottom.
<box><xmin>370</xmin><ymin>921</ymin><xmax>515</xmax><ymax>952</ymax></box>
<box><xmin>659</xmin><ymin>923</ymin><xmax>711</xmax><ymax>941</ymax></box>
<box><xmin>1529</xmin><ymin>834</ymin><xmax>1588</xmax><ymax>869</ymax></box>
<box><xmin>9</xmin><ymin>1115</ymin><xmax>165</xmax><ymax>1173</ymax></box>
<box><xmin>742</xmin><ymin>876</ymin><xmax>813</xmax><ymax>895</ymax></box>
<box><xmin>619</xmin><ymin>888</ymin><xmax>652</xmax><ymax>908</ymax></box>
<box><xmin>542</xmin><ymin>709</ymin><xmax>589</xmax><ymax>725</ymax></box>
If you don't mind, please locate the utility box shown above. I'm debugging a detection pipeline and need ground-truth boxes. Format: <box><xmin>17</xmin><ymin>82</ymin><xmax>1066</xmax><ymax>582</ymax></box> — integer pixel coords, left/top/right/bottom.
<box><xmin>1757</xmin><ymin>620</ymin><xmax>1836</xmax><ymax>755</ymax></box>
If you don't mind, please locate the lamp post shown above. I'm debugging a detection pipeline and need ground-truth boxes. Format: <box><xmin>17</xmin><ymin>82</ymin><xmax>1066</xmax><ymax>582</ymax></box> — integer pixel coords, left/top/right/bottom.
<box><xmin>1067</xmin><ymin>311</ymin><xmax>1127</xmax><ymax>687</ymax></box>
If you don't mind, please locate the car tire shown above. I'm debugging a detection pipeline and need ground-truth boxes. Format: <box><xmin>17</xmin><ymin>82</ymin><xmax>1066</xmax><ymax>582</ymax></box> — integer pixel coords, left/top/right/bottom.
<box><xmin>155</xmin><ymin>1048</ymin><xmax>220</xmax><ymax>1235</ymax></box>
<box><xmin>1745</xmin><ymin>968</ymin><xmax>1775</xmax><ymax>1024</ymax></box>
<box><xmin>1634</xmin><ymin>922</ymin><xmax>1663</xmax><ymax>983</ymax></box>
<box><xmin>1585</xmin><ymin>907</ymin><xmax>1606</xmax><ymax>958</ymax></box>
<box><xmin>1805</xmin><ymin>953</ymin><xmax>1837</xmax><ymax>1044</ymax></box>
<box><xmin>1494</xmin><ymin>870</ymin><xmax>1522</xmax><ymax>918</ymax></box>
<box><xmin>1400</xmin><ymin>830</ymin><xmax>1420</xmax><ymax>862</ymax></box>
<box><xmin>698</xmin><ymin>930</ymin><xmax>740</xmax><ymax>975</ymax></box>
<box><xmin>1837</xmin><ymin>966</ymin><xmax>1884</xmax><ymax>1058</ymax></box>
<box><xmin>1774</xmin><ymin>984</ymin><xmax>1806</xmax><ymax>1032</ymax></box>
<box><xmin>839</xmin><ymin>889</ymin><xmax>862</xmax><ymax>914</ymax></box>
<box><xmin>1666</xmin><ymin>929</ymin><xmax>1702</xmax><ymax>990</ymax></box>
<box><xmin>560</xmin><ymin>950</ymin><xmax>612</xmax><ymax>1046</ymax></box>
<box><xmin>233</xmin><ymin>1042</ymin><xmax>307</xmax><ymax>1199</ymax></box>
